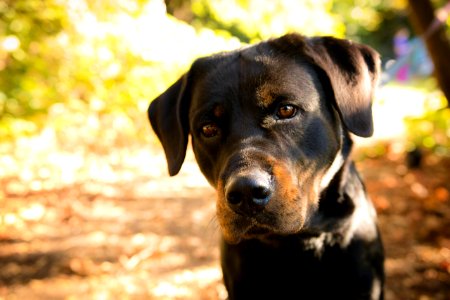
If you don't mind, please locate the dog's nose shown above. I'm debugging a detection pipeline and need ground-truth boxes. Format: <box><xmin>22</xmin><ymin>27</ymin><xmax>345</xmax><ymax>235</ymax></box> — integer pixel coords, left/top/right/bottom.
<box><xmin>225</xmin><ymin>170</ymin><xmax>273</xmax><ymax>215</ymax></box>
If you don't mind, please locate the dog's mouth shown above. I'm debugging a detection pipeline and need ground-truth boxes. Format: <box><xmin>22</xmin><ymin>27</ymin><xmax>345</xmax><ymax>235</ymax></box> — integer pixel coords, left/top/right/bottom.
<box><xmin>243</xmin><ymin>223</ymin><xmax>273</xmax><ymax>237</ymax></box>
<box><xmin>219</xmin><ymin>211</ymin><xmax>305</xmax><ymax>244</ymax></box>
<box><xmin>221</xmin><ymin>217</ymin><xmax>274</xmax><ymax>244</ymax></box>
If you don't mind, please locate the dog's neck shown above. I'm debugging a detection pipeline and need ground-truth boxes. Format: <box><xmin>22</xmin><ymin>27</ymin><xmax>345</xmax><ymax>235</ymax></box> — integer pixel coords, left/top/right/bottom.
<box><xmin>319</xmin><ymin>121</ymin><xmax>352</xmax><ymax>191</ymax></box>
<box><xmin>305</xmin><ymin>133</ymin><xmax>356</xmax><ymax>231</ymax></box>
<box><xmin>321</xmin><ymin>132</ymin><xmax>354</xmax><ymax>204</ymax></box>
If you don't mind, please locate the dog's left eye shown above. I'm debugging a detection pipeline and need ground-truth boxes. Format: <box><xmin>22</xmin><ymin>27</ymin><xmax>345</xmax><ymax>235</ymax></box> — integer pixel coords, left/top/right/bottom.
<box><xmin>276</xmin><ymin>105</ymin><xmax>297</xmax><ymax>119</ymax></box>
<box><xmin>201</xmin><ymin>123</ymin><xmax>220</xmax><ymax>138</ymax></box>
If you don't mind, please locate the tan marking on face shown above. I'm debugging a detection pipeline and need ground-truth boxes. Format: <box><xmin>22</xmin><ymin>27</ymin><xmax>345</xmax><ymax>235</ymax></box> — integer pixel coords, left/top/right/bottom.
<box><xmin>266</xmin><ymin>160</ymin><xmax>307</xmax><ymax>231</ymax></box>
<box><xmin>256</xmin><ymin>83</ymin><xmax>278</xmax><ymax>108</ymax></box>
<box><xmin>298</xmin><ymin>162</ymin><xmax>324</xmax><ymax>210</ymax></box>
<box><xmin>213</xmin><ymin>105</ymin><xmax>225</xmax><ymax>118</ymax></box>
<box><xmin>271</xmin><ymin>162</ymin><xmax>298</xmax><ymax>204</ymax></box>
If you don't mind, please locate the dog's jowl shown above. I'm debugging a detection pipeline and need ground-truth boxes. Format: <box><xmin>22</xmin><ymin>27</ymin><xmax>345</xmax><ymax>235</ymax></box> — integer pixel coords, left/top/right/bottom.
<box><xmin>148</xmin><ymin>33</ymin><xmax>384</xmax><ymax>300</ymax></box>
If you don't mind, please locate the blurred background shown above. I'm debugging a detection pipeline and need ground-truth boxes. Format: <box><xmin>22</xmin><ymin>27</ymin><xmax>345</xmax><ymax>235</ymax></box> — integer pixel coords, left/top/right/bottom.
<box><xmin>0</xmin><ymin>0</ymin><xmax>449</xmax><ymax>299</ymax></box>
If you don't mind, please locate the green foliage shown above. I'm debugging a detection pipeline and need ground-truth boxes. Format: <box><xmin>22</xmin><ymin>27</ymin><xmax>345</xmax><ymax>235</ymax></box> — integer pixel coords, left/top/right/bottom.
<box><xmin>0</xmin><ymin>0</ymin><xmax>242</xmax><ymax>141</ymax></box>
<box><xmin>0</xmin><ymin>0</ymin><xmax>68</xmax><ymax>122</ymax></box>
<box><xmin>0</xmin><ymin>0</ymin><xmax>448</xmax><ymax>146</ymax></box>
<box><xmin>191</xmin><ymin>0</ymin><xmax>346</xmax><ymax>42</ymax></box>
<box><xmin>331</xmin><ymin>0</ymin><xmax>411</xmax><ymax>58</ymax></box>
<box><xmin>405</xmin><ymin>95</ymin><xmax>450</xmax><ymax>156</ymax></box>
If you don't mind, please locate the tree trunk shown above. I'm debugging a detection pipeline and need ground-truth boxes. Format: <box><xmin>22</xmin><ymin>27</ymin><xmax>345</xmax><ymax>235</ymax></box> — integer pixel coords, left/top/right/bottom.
<box><xmin>408</xmin><ymin>0</ymin><xmax>450</xmax><ymax>106</ymax></box>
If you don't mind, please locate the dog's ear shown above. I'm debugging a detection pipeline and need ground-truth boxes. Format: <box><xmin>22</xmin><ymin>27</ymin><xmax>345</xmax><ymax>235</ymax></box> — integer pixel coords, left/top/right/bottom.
<box><xmin>305</xmin><ymin>36</ymin><xmax>380</xmax><ymax>137</ymax></box>
<box><xmin>148</xmin><ymin>73</ymin><xmax>191</xmax><ymax>176</ymax></box>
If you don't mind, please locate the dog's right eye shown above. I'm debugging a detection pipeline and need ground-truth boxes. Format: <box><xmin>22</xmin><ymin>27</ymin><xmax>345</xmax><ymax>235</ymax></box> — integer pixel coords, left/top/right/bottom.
<box><xmin>201</xmin><ymin>123</ymin><xmax>219</xmax><ymax>138</ymax></box>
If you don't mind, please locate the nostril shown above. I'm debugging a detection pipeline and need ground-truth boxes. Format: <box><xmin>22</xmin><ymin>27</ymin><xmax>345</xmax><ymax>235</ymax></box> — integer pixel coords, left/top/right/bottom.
<box><xmin>227</xmin><ymin>191</ymin><xmax>242</xmax><ymax>205</ymax></box>
<box><xmin>252</xmin><ymin>186</ymin><xmax>271</xmax><ymax>200</ymax></box>
<box><xmin>251</xmin><ymin>186</ymin><xmax>271</xmax><ymax>207</ymax></box>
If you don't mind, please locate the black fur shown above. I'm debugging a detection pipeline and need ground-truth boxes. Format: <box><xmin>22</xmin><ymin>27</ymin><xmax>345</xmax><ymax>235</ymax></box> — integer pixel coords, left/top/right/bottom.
<box><xmin>148</xmin><ymin>33</ymin><xmax>384</xmax><ymax>299</ymax></box>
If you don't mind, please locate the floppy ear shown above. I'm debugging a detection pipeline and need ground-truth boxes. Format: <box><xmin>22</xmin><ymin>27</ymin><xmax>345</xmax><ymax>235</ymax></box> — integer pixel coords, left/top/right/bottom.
<box><xmin>305</xmin><ymin>36</ymin><xmax>380</xmax><ymax>137</ymax></box>
<box><xmin>148</xmin><ymin>73</ymin><xmax>191</xmax><ymax>176</ymax></box>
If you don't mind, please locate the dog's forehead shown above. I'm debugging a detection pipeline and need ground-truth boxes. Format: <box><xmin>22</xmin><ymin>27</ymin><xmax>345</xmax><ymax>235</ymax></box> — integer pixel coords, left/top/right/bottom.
<box><xmin>192</xmin><ymin>43</ymin><xmax>321</xmax><ymax>111</ymax></box>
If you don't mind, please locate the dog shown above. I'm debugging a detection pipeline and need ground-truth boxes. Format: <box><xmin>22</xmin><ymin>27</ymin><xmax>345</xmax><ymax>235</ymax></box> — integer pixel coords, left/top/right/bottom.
<box><xmin>148</xmin><ymin>33</ymin><xmax>384</xmax><ymax>299</ymax></box>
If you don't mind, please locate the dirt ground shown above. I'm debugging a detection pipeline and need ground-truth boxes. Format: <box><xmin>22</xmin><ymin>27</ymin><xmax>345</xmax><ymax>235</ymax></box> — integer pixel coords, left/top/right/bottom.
<box><xmin>0</xmin><ymin>142</ymin><xmax>449</xmax><ymax>299</ymax></box>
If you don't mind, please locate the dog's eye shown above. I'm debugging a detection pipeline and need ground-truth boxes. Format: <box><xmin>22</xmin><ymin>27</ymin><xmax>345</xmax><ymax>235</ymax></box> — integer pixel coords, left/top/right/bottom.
<box><xmin>277</xmin><ymin>105</ymin><xmax>297</xmax><ymax>119</ymax></box>
<box><xmin>201</xmin><ymin>123</ymin><xmax>219</xmax><ymax>138</ymax></box>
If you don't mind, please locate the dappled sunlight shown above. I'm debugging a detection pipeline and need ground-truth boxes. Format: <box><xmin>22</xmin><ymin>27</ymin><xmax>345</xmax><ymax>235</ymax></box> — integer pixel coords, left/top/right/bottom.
<box><xmin>357</xmin><ymin>84</ymin><xmax>448</xmax><ymax>147</ymax></box>
<box><xmin>68</xmin><ymin>0</ymin><xmax>241</xmax><ymax>66</ymax></box>
<box><xmin>373</xmin><ymin>85</ymin><xmax>431</xmax><ymax>141</ymax></box>
<box><xmin>192</xmin><ymin>0</ymin><xmax>345</xmax><ymax>40</ymax></box>
<box><xmin>1</xmin><ymin>0</ymin><xmax>450</xmax><ymax>299</ymax></box>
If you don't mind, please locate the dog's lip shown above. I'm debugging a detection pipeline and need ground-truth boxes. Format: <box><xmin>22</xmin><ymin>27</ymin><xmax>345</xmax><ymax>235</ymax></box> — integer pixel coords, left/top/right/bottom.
<box><xmin>245</xmin><ymin>224</ymin><xmax>271</xmax><ymax>235</ymax></box>
<box><xmin>239</xmin><ymin>213</ymin><xmax>305</xmax><ymax>237</ymax></box>
<box><xmin>239</xmin><ymin>218</ymin><xmax>277</xmax><ymax>238</ymax></box>
<box><xmin>221</xmin><ymin>208</ymin><xmax>300</xmax><ymax>242</ymax></box>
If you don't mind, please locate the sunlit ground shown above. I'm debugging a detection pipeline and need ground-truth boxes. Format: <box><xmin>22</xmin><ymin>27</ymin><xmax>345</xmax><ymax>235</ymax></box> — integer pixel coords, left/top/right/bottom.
<box><xmin>1</xmin><ymin>82</ymin><xmax>449</xmax><ymax>299</ymax></box>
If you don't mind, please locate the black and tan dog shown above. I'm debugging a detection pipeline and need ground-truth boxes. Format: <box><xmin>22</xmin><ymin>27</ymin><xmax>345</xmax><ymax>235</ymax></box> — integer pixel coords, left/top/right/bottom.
<box><xmin>148</xmin><ymin>33</ymin><xmax>384</xmax><ymax>299</ymax></box>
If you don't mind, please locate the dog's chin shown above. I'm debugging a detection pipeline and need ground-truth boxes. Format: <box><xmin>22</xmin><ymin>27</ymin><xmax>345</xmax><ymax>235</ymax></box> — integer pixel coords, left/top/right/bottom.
<box><xmin>220</xmin><ymin>216</ymin><xmax>305</xmax><ymax>244</ymax></box>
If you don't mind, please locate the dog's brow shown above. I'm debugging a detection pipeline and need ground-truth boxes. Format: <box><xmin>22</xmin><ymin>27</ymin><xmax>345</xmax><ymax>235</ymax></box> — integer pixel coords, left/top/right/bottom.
<box><xmin>214</xmin><ymin>105</ymin><xmax>225</xmax><ymax>118</ymax></box>
<box><xmin>256</xmin><ymin>84</ymin><xmax>300</xmax><ymax>108</ymax></box>
<box><xmin>256</xmin><ymin>83</ymin><xmax>276</xmax><ymax>108</ymax></box>
<box><xmin>191</xmin><ymin>102</ymin><xmax>223</xmax><ymax>123</ymax></box>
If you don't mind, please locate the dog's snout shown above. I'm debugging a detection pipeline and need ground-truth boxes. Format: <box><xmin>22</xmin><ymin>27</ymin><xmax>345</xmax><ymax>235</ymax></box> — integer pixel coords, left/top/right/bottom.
<box><xmin>225</xmin><ymin>170</ymin><xmax>273</xmax><ymax>215</ymax></box>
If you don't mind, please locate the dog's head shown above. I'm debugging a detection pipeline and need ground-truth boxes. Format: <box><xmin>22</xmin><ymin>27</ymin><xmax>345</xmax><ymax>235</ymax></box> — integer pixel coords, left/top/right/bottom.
<box><xmin>149</xmin><ymin>34</ymin><xmax>380</xmax><ymax>243</ymax></box>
